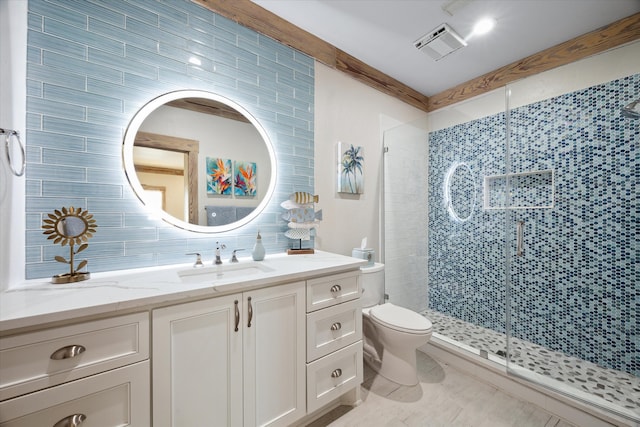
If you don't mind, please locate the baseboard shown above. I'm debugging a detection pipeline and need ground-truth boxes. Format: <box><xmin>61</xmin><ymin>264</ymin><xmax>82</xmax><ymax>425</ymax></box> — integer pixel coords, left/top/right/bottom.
<box><xmin>421</xmin><ymin>339</ymin><xmax>638</xmax><ymax>427</ymax></box>
<box><xmin>292</xmin><ymin>387</ymin><xmax>361</xmax><ymax>427</ymax></box>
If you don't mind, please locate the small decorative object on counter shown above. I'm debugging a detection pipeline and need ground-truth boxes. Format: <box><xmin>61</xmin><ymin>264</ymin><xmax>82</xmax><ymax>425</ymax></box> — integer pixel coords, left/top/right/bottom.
<box><xmin>42</xmin><ymin>206</ymin><xmax>97</xmax><ymax>284</ymax></box>
<box><xmin>282</xmin><ymin>192</ymin><xmax>321</xmax><ymax>255</ymax></box>
<box><xmin>252</xmin><ymin>231</ymin><xmax>265</xmax><ymax>261</ymax></box>
<box><xmin>352</xmin><ymin>237</ymin><xmax>375</xmax><ymax>267</ymax></box>
<box><xmin>289</xmin><ymin>191</ymin><xmax>319</xmax><ymax>204</ymax></box>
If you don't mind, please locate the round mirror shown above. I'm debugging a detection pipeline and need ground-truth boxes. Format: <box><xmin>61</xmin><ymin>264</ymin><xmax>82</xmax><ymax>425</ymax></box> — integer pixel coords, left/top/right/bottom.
<box><xmin>443</xmin><ymin>162</ymin><xmax>476</xmax><ymax>222</ymax></box>
<box><xmin>123</xmin><ymin>90</ymin><xmax>277</xmax><ymax>233</ymax></box>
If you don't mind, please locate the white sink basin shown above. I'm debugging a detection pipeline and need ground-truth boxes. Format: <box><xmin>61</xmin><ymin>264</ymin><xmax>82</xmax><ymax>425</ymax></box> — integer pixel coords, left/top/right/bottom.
<box><xmin>178</xmin><ymin>262</ymin><xmax>275</xmax><ymax>284</ymax></box>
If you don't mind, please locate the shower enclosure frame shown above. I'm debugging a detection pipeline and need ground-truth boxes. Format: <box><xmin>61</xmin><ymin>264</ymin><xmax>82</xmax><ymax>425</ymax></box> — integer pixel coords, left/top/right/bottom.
<box><xmin>503</xmin><ymin>73</ymin><xmax>639</xmax><ymax>423</ymax></box>
<box><xmin>384</xmin><ymin>49</ymin><xmax>639</xmax><ymax>425</ymax></box>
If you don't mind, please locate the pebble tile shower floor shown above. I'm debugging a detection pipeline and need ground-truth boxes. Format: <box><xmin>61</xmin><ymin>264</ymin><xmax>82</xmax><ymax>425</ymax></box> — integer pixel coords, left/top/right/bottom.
<box><xmin>423</xmin><ymin>309</ymin><xmax>640</xmax><ymax>416</ymax></box>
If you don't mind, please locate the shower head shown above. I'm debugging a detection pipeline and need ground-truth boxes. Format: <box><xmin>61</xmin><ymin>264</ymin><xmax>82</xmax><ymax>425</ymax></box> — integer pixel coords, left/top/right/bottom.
<box><xmin>622</xmin><ymin>99</ymin><xmax>640</xmax><ymax>120</ymax></box>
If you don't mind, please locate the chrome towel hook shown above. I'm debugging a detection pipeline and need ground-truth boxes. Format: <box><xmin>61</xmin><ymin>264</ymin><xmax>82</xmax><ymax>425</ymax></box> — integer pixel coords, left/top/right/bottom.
<box><xmin>1</xmin><ymin>127</ymin><xmax>26</xmax><ymax>177</ymax></box>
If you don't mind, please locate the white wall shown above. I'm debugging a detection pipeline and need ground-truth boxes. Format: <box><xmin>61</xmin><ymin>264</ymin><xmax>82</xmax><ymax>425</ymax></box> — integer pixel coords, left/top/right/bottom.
<box><xmin>313</xmin><ymin>63</ymin><xmax>427</xmax><ymax>259</ymax></box>
<box><xmin>0</xmin><ymin>0</ymin><xmax>27</xmax><ymax>290</ymax></box>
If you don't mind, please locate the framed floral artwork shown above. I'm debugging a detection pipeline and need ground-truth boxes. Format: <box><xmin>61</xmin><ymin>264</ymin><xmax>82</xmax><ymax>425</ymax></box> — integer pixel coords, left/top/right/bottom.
<box><xmin>206</xmin><ymin>157</ymin><xmax>232</xmax><ymax>195</ymax></box>
<box><xmin>337</xmin><ymin>142</ymin><xmax>364</xmax><ymax>194</ymax></box>
<box><xmin>234</xmin><ymin>161</ymin><xmax>257</xmax><ymax>197</ymax></box>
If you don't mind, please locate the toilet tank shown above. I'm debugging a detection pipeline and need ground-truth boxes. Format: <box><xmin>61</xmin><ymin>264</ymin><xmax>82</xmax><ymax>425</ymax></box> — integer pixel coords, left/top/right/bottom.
<box><xmin>360</xmin><ymin>263</ymin><xmax>385</xmax><ymax>308</ymax></box>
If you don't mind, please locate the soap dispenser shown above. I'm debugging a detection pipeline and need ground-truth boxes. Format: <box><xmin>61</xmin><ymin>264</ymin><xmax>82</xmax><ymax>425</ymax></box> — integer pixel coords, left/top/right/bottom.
<box><xmin>252</xmin><ymin>231</ymin><xmax>265</xmax><ymax>261</ymax></box>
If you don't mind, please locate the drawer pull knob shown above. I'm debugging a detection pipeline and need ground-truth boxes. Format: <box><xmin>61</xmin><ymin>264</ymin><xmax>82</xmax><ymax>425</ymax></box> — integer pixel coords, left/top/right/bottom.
<box><xmin>331</xmin><ymin>368</ymin><xmax>342</xmax><ymax>378</ymax></box>
<box><xmin>50</xmin><ymin>345</ymin><xmax>86</xmax><ymax>360</ymax></box>
<box><xmin>330</xmin><ymin>284</ymin><xmax>341</xmax><ymax>294</ymax></box>
<box><xmin>330</xmin><ymin>322</ymin><xmax>342</xmax><ymax>331</ymax></box>
<box><xmin>53</xmin><ymin>414</ymin><xmax>87</xmax><ymax>427</ymax></box>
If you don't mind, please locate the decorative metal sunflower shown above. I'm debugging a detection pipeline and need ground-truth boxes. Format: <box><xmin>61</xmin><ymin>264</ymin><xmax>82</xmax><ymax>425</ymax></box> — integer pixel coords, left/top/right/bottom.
<box><xmin>42</xmin><ymin>206</ymin><xmax>97</xmax><ymax>284</ymax></box>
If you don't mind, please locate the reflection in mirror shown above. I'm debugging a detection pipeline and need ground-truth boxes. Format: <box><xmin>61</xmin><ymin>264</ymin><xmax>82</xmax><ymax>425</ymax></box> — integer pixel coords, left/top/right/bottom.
<box><xmin>133</xmin><ymin>132</ymin><xmax>198</xmax><ymax>224</ymax></box>
<box><xmin>123</xmin><ymin>91</ymin><xmax>277</xmax><ymax>233</ymax></box>
<box><xmin>443</xmin><ymin>162</ymin><xmax>476</xmax><ymax>222</ymax></box>
<box><xmin>56</xmin><ymin>216</ymin><xmax>88</xmax><ymax>238</ymax></box>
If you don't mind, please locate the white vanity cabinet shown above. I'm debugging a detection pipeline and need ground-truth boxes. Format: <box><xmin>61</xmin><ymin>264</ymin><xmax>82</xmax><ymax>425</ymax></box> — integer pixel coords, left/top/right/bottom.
<box><xmin>0</xmin><ymin>312</ymin><xmax>150</xmax><ymax>426</ymax></box>
<box><xmin>305</xmin><ymin>271</ymin><xmax>363</xmax><ymax>413</ymax></box>
<box><xmin>0</xmin><ymin>251</ymin><xmax>366</xmax><ymax>427</ymax></box>
<box><xmin>152</xmin><ymin>280</ymin><xmax>306</xmax><ymax>427</ymax></box>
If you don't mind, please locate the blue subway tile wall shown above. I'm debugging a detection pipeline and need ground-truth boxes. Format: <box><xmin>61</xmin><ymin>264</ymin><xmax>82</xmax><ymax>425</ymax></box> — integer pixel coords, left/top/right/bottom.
<box><xmin>25</xmin><ymin>0</ymin><xmax>314</xmax><ymax>279</ymax></box>
<box><xmin>428</xmin><ymin>74</ymin><xmax>639</xmax><ymax>376</ymax></box>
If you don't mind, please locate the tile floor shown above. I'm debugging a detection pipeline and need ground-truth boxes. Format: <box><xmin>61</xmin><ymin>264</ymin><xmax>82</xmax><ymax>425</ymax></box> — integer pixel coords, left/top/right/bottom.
<box><xmin>423</xmin><ymin>309</ymin><xmax>640</xmax><ymax>415</ymax></box>
<box><xmin>306</xmin><ymin>351</ymin><xmax>576</xmax><ymax>427</ymax></box>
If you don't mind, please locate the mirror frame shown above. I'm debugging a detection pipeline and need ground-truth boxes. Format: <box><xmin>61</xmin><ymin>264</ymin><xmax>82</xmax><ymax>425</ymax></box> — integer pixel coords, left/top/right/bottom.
<box><xmin>123</xmin><ymin>90</ymin><xmax>277</xmax><ymax>233</ymax></box>
<box><xmin>443</xmin><ymin>162</ymin><xmax>476</xmax><ymax>223</ymax></box>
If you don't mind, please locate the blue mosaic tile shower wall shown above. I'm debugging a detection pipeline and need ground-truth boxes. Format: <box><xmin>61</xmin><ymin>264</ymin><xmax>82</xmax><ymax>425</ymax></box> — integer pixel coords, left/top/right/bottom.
<box><xmin>428</xmin><ymin>113</ymin><xmax>507</xmax><ymax>334</ymax></box>
<box><xmin>24</xmin><ymin>0</ymin><xmax>315</xmax><ymax>279</ymax></box>
<box><xmin>428</xmin><ymin>74</ymin><xmax>639</xmax><ymax>376</ymax></box>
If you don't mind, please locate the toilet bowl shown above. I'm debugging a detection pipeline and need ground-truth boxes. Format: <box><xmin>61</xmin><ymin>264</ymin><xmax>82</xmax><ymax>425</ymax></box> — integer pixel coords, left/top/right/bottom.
<box><xmin>360</xmin><ymin>264</ymin><xmax>432</xmax><ymax>386</ymax></box>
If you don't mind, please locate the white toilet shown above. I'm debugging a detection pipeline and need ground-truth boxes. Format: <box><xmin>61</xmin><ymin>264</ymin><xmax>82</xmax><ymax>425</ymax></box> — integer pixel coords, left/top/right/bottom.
<box><xmin>361</xmin><ymin>263</ymin><xmax>432</xmax><ymax>386</ymax></box>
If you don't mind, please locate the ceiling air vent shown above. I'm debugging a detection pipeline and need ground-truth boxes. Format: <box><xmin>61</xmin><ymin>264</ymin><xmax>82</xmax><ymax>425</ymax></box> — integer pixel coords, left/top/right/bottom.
<box><xmin>414</xmin><ymin>23</ymin><xmax>467</xmax><ymax>61</ymax></box>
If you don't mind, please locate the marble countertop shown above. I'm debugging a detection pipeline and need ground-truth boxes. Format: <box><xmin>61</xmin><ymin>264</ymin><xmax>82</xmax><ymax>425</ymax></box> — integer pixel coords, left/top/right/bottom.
<box><xmin>1</xmin><ymin>251</ymin><xmax>366</xmax><ymax>333</ymax></box>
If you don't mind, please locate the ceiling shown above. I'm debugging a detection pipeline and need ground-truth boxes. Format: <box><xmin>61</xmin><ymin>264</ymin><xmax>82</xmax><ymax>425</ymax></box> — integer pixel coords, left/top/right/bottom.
<box><xmin>251</xmin><ymin>0</ymin><xmax>640</xmax><ymax>97</ymax></box>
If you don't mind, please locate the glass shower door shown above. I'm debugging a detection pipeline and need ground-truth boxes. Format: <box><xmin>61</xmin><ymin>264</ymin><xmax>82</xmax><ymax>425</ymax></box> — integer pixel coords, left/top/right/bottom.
<box><xmin>504</xmin><ymin>72</ymin><xmax>640</xmax><ymax>422</ymax></box>
<box><xmin>382</xmin><ymin>119</ymin><xmax>429</xmax><ymax>313</ymax></box>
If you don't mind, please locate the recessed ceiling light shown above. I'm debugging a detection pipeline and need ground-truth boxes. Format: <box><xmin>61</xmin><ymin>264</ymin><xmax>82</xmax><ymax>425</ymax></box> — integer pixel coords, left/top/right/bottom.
<box><xmin>188</xmin><ymin>56</ymin><xmax>202</xmax><ymax>66</ymax></box>
<box><xmin>472</xmin><ymin>17</ymin><xmax>496</xmax><ymax>36</ymax></box>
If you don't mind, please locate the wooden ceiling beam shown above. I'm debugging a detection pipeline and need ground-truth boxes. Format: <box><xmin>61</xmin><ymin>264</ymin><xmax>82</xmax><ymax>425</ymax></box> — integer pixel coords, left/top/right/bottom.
<box><xmin>194</xmin><ymin>1</ymin><xmax>639</xmax><ymax>114</ymax></box>
<box><xmin>428</xmin><ymin>12</ymin><xmax>640</xmax><ymax>111</ymax></box>
<box><xmin>192</xmin><ymin>0</ymin><xmax>336</xmax><ymax>66</ymax></box>
<box><xmin>192</xmin><ymin>0</ymin><xmax>430</xmax><ymax>112</ymax></box>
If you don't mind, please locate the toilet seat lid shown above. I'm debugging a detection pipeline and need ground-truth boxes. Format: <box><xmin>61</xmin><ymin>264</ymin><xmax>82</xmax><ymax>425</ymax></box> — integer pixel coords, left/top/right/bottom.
<box><xmin>369</xmin><ymin>303</ymin><xmax>432</xmax><ymax>333</ymax></box>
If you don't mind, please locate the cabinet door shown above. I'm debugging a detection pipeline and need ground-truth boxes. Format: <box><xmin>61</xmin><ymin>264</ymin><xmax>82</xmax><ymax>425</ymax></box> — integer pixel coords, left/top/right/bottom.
<box><xmin>153</xmin><ymin>295</ymin><xmax>242</xmax><ymax>427</ymax></box>
<box><xmin>243</xmin><ymin>282</ymin><xmax>306</xmax><ymax>427</ymax></box>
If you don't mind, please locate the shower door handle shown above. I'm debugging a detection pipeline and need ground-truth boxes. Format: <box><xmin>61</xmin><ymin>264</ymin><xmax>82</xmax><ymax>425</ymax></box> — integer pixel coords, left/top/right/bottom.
<box><xmin>516</xmin><ymin>221</ymin><xmax>525</xmax><ymax>257</ymax></box>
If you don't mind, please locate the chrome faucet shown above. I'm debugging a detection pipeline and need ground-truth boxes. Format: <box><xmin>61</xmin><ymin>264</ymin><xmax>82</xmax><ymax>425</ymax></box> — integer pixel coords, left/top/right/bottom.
<box><xmin>230</xmin><ymin>249</ymin><xmax>244</xmax><ymax>263</ymax></box>
<box><xmin>186</xmin><ymin>252</ymin><xmax>204</xmax><ymax>268</ymax></box>
<box><xmin>215</xmin><ymin>242</ymin><xmax>226</xmax><ymax>265</ymax></box>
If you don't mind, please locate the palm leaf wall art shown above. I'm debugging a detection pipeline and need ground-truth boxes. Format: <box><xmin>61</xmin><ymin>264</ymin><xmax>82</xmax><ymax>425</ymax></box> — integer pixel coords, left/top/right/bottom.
<box><xmin>337</xmin><ymin>142</ymin><xmax>364</xmax><ymax>194</ymax></box>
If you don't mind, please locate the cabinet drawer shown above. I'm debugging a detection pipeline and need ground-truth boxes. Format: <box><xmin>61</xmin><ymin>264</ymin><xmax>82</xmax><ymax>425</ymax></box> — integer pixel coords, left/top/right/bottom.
<box><xmin>306</xmin><ymin>341</ymin><xmax>363</xmax><ymax>413</ymax></box>
<box><xmin>0</xmin><ymin>312</ymin><xmax>149</xmax><ymax>401</ymax></box>
<box><xmin>306</xmin><ymin>271</ymin><xmax>360</xmax><ymax>312</ymax></box>
<box><xmin>307</xmin><ymin>299</ymin><xmax>362</xmax><ymax>362</ymax></box>
<box><xmin>0</xmin><ymin>360</ymin><xmax>149</xmax><ymax>426</ymax></box>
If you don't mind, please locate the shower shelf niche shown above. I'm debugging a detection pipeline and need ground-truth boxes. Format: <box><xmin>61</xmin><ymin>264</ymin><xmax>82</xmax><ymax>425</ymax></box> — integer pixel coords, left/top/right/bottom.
<box><xmin>483</xmin><ymin>169</ymin><xmax>554</xmax><ymax>210</ymax></box>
